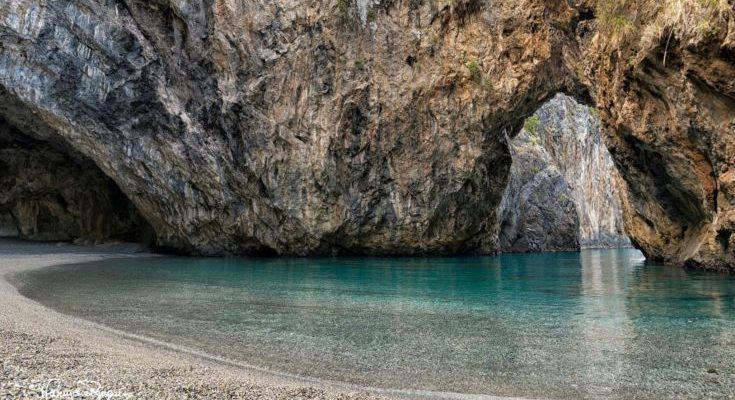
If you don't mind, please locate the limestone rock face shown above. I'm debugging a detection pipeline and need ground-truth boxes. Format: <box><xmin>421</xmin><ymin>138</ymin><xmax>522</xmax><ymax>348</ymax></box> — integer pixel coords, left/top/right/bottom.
<box><xmin>0</xmin><ymin>119</ymin><xmax>148</xmax><ymax>242</ymax></box>
<box><xmin>498</xmin><ymin>128</ymin><xmax>580</xmax><ymax>252</ymax></box>
<box><xmin>0</xmin><ymin>1</ymin><xmax>733</xmax><ymax>270</ymax></box>
<box><xmin>0</xmin><ymin>212</ymin><xmax>18</xmax><ymax>238</ymax></box>
<box><xmin>581</xmin><ymin>1</ymin><xmax>735</xmax><ymax>271</ymax></box>
<box><xmin>0</xmin><ymin>0</ymin><xmax>579</xmax><ymax>255</ymax></box>
<box><xmin>499</xmin><ymin>94</ymin><xmax>629</xmax><ymax>252</ymax></box>
<box><xmin>536</xmin><ymin>96</ymin><xmax>629</xmax><ymax>249</ymax></box>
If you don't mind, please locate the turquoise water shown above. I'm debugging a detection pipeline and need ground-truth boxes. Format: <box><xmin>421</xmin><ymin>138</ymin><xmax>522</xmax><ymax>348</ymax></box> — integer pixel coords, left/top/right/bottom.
<box><xmin>14</xmin><ymin>249</ymin><xmax>735</xmax><ymax>399</ymax></box>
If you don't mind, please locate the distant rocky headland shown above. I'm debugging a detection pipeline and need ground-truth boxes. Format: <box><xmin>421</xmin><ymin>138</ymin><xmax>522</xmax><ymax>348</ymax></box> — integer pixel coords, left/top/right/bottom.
<box><xmin>0</xmin><ymin>1</ymin><xmax>733</xmax><ymax>271</ymax></box>
<box><xmin>499</xmin><ymin>94</ymin><xmax>630</xmax><ymax>253</ymax></box>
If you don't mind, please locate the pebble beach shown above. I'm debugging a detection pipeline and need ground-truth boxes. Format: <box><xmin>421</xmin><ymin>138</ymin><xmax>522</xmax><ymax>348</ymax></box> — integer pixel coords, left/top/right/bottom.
<box><xmin>0</xmin><ymin>240</ymin><xmax>385</xmax><ymax>400</ymax></box>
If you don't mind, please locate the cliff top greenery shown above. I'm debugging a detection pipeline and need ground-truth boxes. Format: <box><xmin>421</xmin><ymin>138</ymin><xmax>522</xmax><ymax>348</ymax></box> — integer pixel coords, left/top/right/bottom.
<box><xmin>597</xmin><ymin>0</ymin><xmax>733</xmax><ymax>56</ymax></box>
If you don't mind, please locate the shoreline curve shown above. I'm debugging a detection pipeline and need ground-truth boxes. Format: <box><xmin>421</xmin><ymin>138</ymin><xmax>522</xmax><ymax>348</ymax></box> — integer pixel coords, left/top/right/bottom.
<box><xmin>0</xmin><ymin>239</ymin><xmax>532</xmax><ymax>400</ymax></box>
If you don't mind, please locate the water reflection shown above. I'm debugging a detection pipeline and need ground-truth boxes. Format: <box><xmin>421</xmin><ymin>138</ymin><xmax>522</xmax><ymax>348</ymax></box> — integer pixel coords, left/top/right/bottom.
<box><xmin>15</xmin><ymin>249</ymin><xmax>735</xmax><ymax>399</ymax></box>
<box><xmin>578</xmin><ymin>249</ymin><xmax>634</xmax><ymax>397</ymax></box>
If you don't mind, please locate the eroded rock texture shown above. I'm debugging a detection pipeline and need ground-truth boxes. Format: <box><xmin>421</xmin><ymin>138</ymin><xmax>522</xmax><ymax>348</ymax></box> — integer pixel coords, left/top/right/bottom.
<box><xmin>498</xmin><ymin>126</ymin><xmax>580</xmax><ymax>253</ymax></box>
<box><xmin>0</xmin><ymin>118</ymin><xmax>148</xmax><ymax>242</ymax></box>
<box><xmin>0</xmin><ymin>0</ymin><xmax>581</xmax><ymax>256</ymax></box>
<box><xmin>499</xmin><ymin>94</ymin><xmax>629</xmax><ymax>252</ymax></box>
<box><xmin>581</xmin><ymin>1</ymin><xmax>735</xmax><ymax>271</ymax></box>
<box><xmin>0</xmin><ymin>1</ymin><xmax>733</xmax><ymax>270</ymax></box>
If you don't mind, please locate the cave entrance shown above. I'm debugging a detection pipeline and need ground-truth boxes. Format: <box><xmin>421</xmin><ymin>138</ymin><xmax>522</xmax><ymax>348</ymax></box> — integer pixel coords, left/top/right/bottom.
<box><xmin>497</xmin><ymin>94</ymin><xmax>631</xmax><ymax>253</ymax></box>
<box><xmin>0</xmin><ymin>115</ymin><xmax>152</xmax><ymax>246</ymax></box>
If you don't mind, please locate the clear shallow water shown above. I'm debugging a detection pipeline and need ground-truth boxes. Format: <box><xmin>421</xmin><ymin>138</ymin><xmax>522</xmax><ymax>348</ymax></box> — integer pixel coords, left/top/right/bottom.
<box><xmin>14</xmin><ymin>249</ymin><xmax>735</xmax><ymax>399</ymax></box>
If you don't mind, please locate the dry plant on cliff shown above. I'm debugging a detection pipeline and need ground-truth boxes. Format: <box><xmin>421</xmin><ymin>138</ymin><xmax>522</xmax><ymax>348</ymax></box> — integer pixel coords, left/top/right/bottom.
<box><xmin>597</xmin><ymin>0</ymin><xmax>733</xmax><ymax>57</ymax></box>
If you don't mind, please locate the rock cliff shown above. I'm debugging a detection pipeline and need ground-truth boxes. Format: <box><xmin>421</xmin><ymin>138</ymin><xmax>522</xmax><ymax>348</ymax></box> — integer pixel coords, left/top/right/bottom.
<box><xmin>499</xmin><ymin>94</ymin><xmax>629</xmax><ymax>252</ymax></box>
<box><xmin>0</xmin><ymin>118</ymin><xmax>148</xmax><ymax>242</ymax></box>
<box><xmin>498</xmin><ymin>126</ymin><xmax>580</xmax><ymax>253</ymax></box>
<box><xmin>582</xmin><ymin>0</ymin><xmax>735</xmax><ymax>271</ymax></box>
<box><xmin>0</xmin><ymin>1</ymin><xmax>733</xmax><ymax>270</ymax></box>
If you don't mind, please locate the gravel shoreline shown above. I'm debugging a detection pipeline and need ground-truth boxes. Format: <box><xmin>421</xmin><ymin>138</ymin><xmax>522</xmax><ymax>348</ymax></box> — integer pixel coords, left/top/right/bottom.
<box><xmin>0</xmin><ymin>240</ymin><xmax>389</xmax><ymax>400</ymax></box>
<box><xmin>0</xmin><ymin>240</ymin><xmax>528</xmax><ymax>400</ymax></box>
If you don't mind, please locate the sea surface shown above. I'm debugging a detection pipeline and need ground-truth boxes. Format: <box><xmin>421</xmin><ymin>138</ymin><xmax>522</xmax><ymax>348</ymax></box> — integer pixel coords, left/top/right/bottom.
<box><xmin>15</xmin><ymin>249</ymin><xmax>735</xmax><ymax>399</ymax></box>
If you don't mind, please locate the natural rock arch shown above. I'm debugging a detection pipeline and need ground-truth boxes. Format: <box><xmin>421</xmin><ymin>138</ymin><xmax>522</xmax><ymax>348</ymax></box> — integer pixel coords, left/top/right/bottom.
<box><xmin>0</xmin><ymin>0</ymin><xmax>732</xmax><ymax>270</ymax></box>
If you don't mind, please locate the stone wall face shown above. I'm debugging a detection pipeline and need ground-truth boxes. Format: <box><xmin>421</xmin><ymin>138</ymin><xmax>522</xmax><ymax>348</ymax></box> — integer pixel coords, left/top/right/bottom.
<box><xmin>499</xmin><ymin>94</ymin><xmax>630</xmax><ymax>253</ymax></box>
<box><xmin>0</xmin><ymin>0</ymin><xmax>578</xmax><ymax>255</ymax></box>
<box><xmin>0</xmin><ymin>1</ymin><xmax>733</xmax><ymax>270</ymax></box>
<box><xmin>498</xmin><ymin>127</ymin><xmax>580</xmax><ymax>253</ymax></box>
<box><xmin>0</xmin><ymin>119</ymin><xmax>147</xmax><ymax>243</ymax></box>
